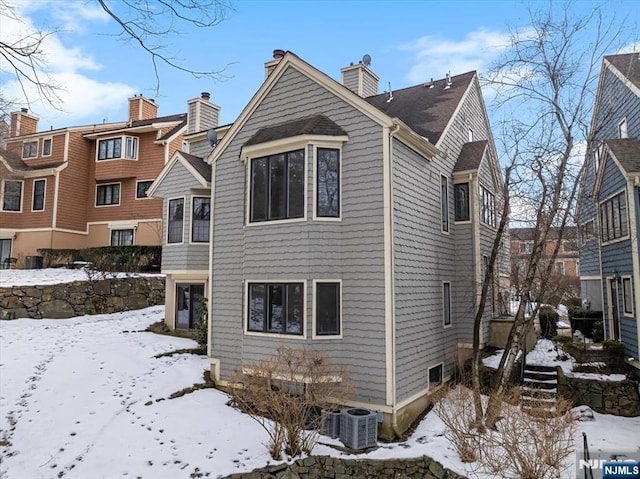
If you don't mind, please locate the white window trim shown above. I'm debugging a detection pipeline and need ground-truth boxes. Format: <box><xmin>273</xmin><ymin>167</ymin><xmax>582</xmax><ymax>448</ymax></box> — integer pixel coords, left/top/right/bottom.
<box><xmin>244</xmin><ymin>144</ymin><xmax>308</xmax><ymax>227</ymax></box>
<box><xmin>312</xmin><ymin>143</ymin><xmax>343</xmax><ymax>222</ymax></box>
<box><xmin>442</xmin><ymin>281</ymin><xmax>452</xmax><ymax>328</ymax></box>
<box><xmin>480</xmin><ymin>184</ymin><xmax>497</xmax><ymax>229</ymax></box>
<box><xmin>95</xmin><ymin>182</ymin><xmax>121</xmax><ymax>207</ymax></box>
<box><xmin>243</xmin><ymin>279</ymin><xmax>307</xmax><ymax>340</ymax></box>
<box><xmin>440</xmin><ymin>175</ymin><xmax>450</xmax><ymax>234</ymax></box>
<box><xmin>135</xmin><ymin>179</ymin><xmax>154</xmax><ymax>200</ymax></box>
<box><xmin>125</xmin><ymin>136</ymin><xmax>138</xmax><ymax>159</ymax></box>
<box><xmin>618</xmin><ymin>117</ymin><xmax>628</xmax><ymax>139</ymax></box>
<box><xmin>622</xmin><ymin>276</ymin><xmax>634</xmax><ymax>317</ymax></box>
<box><xmin>1</xmin><ymin>179</ymin><xmax>24</xmax><ymax>213</ymax></box>
<box><xmin>428</xmin><ymin>362</ymin><xmax>444</xmax><ymax>390</ymax></box>
<box><xmin>31</xmin><ymin>178</ymin><xmax>46</xmax><ymax>212</ymax></box>
<box><xmin>42</xmin><ymin>137</ymin><xmax>53</xmax><ymax>157</ymax></box>
<box><xmin>555</xmin><ymin>260</ymin><xmax>565</xmax><ymax>275</ymax></box>
<box><xmin>166</xmin><ymin>196</ymin><xmax>186</xmax><ymax>245</ymax></box>
<box><xmin>190</xmin><ymin>195</ymin><xmax>211</xmax><ymax>244</ymax></box>
<box><xmin>241</xmin><ymin>134</ymin><xmax>348</xmax><ymax>227</ymax></box>
<box><xmin>22</xmin><ymin>140</ymin><xmax>38</xmax><ymax>159</ymax></box>
<box><xmin>312</xmin><ymin>279</ymin><xmax>343</xmax><ymax>339</ymax></box>
<box><xmin>598</xmin><ymin>189</ymin><xmax>630</xmax><ymax>246</ymax></box>
<box><xmin>96</xmin><ymin>135</ymin><xmax>139</xmax><ymax>162</ymax></box>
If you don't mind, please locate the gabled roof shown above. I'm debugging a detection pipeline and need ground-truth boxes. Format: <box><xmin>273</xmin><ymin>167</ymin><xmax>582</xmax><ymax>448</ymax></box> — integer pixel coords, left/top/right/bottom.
<box><xmin>244</xmin><ymin>114</ymin><xmax>348</xmax><ymax>146</ymax></box>
<box><xmin>453</xmin><ymin>140</ymin><xmax>488</xmax><ymax>173</ymax></box>
<box><xmin>604</xmin><ymin>138</ymin><xmax>640</xmax><ymax>175</ymax></box>
<box><xmin>606</xmin><ymin>53</ymin><xmax>640</xmax><ymax>90</ymax></box>
<box><xmin>147</xmin><ymin>150</ymin><xmax>210</xmax><ymax>198</ymax></box>
<box><xmin>181</xmin><ymin>152</ymin><xmax>211</xmax><ymax>181</ymax></box>
<box><xmin>207</xmin><ymin>51</ymin><xmax>440</xmax><ymax>165</ymax></box>
<box><xmin>83</xmin><ymin>113</ymin><xmax>187</xmax><ymax>139</ymax></box>
<box><xmin>365</xmin><ymin>71</ymin><xmax>476</xmax><ymax>145</ymax></box>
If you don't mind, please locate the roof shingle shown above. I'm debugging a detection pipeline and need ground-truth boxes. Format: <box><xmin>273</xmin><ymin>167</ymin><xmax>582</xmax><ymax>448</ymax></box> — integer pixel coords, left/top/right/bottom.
<box><xmin>244</xmin><ymin>115</ymin><xmax>348</xmax><ymax>147</ymax></box>
<box><xmin>606</xmin><ymin>53</ymin><xmax>640</xmax><ymax>90</ymax></box>
<box><xmin>453</xmin><ymin>140</ymin><xmax>488</xmax><ymax>172</ymax></box>
<box><xmin>605</xmin><ymin>138</ymin><xmax>640</xmax><ymax>174</ymax></box>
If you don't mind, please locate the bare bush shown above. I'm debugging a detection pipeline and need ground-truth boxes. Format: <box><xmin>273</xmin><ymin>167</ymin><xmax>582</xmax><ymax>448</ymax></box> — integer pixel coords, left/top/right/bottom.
<box><xmin>436</xmin><ymin>386</ymin><xmax>577</xmax><ymax>478</ymax></box>
<box><xmin>434</xmin><ymin>384</ymin><xmax>480</xmax><ymax>462</ymax></box>
<box><xmin>229</xmin><ymin>347</ymin><xmax>352</xmax><ymax>459</ymax></box>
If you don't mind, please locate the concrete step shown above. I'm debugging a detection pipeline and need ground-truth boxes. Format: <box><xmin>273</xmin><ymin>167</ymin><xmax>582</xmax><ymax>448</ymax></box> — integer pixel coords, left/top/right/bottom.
<box><xmin>524</xmin><ymin>370</ymin><xmax>558</xmax><ymax>381</ymax></box>
<box><xmin>524</xmin><ymin>364</ymin><xmax>557</xmax><ymax>373</ymax></box>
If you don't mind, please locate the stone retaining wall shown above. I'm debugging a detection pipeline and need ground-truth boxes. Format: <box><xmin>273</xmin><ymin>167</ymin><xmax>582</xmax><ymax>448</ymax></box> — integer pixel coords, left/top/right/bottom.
<box><xmin>0</xmin><ymin>276</ymin><xmax>165</xmax><ymax>319</ymax></box>
<box><xmin>221</xmin><ymin>455</ymin><xmax>466</xmax><ymax>479</ymax></box>
<box><xmin>557</xmin><ymin>368</ymin><xmax>640</xmax><ymax>416</ymax></box>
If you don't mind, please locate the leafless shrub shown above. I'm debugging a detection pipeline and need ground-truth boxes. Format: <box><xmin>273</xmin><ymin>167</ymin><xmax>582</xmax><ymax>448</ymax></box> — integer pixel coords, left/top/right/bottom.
<box><xmin>229</xmin><ymin>347</ymin><xmax>352</xmax><ymax>460</ymax></box>
<box><xmin>434</xmin><ymin>384</ymin><xmax>480</xmax><ymax>462</ymax></box>
<box><xmin>478</xmin><ymin>388</ymin><xmax>577</xmax><ymax>479</ymax></box>
<box><xmin>436</xmin><ymin>385</ymin><xmax>577</xmax><ymax>478</ymax></box>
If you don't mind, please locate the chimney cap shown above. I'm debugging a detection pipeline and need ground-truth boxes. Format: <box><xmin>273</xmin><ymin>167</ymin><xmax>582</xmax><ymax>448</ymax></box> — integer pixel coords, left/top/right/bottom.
<box><xmin>21</xmin><ymin>108</ymin><xmax>28</xmax><ymax>113</ymax></box>
<box><xmin>201</xmin><ymin>91</ymin><xmax>211</xmax><ymax>100</ymax></box>
<box><xmin>273</xmin><ymin>49</ymin><xmax>285</xmax><ymax>60</ymax></box>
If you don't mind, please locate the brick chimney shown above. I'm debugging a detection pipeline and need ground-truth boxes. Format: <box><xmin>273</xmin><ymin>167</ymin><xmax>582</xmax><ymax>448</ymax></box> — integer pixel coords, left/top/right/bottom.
<box><xmin>341</xmin><ymin>62</ymin><xmax>379</xmax><ymax>98</ymax></box>
<box><xmin>265</xmin><ymin>49</ymin><xmax>286</xmax><ymax>79</ymax></box>
<box><xmin>10</xmin><ymin>108</ymin><xmax>39</xmax><ymax>137</ymax></box>
<box><xmin>128</xmin><ymin>94</ymin><xmax>159</xmax><ymax>122</ymax></box>
<box><xmin>187</xmin><ymin>91</ymin><xmax>221</xmax><ymax>134</ymax></box>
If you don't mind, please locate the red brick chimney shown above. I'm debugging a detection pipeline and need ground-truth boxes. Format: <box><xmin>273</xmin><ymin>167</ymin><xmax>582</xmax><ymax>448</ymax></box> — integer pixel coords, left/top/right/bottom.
<box><xmin>10</xmin><ymin>108</ymin><xmax>39</xmax><ymax>137</ymax></box>
<box><xmin>128</xmin><ymin>95</ymin><xmax>159</xmax><ymax>122</ymax></box>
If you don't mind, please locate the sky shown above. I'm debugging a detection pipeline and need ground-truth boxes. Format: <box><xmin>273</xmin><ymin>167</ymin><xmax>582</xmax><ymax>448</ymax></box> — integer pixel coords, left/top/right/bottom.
<box><xmin>1</xmin><ymin>0</ymin><xmax>638</xmax><ymax>131</ymax></box>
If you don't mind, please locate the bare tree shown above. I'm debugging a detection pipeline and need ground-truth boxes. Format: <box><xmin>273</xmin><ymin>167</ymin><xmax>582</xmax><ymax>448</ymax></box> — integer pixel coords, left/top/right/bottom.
<box><xmin>0</xmin><ymin>0</ymin><xmax>232</xmax><ymax>116</ymax></box>
<box><xmin>471</xmin><ymin>2</ymin><xmax>626</xmax><ymax>428</ymax></box>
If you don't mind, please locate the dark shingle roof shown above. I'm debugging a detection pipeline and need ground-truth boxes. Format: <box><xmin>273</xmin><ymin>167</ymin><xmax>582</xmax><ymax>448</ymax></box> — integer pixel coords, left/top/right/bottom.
<box><xmin>606</xmin><ymin>53</ymin><xmax>640</xmax><ymax>90</ymax></box>
<box><xmin>130</xmin><ymin>113</ymin><xmax>186</xmax><ymax>128</ymax></box>
<box><xmin>0</xmin><ymin>148</ymin><xmax>63</xmax><ymax>172</ymax></box>
<box><xmin>365</xmin><ymin>71</ymin><xmax>476</xmax><ymax>145</ymax></box>
<box><xmin>605</xmin><ymin>138</ymin><xmax>640</xmax><ymax>174</ymax></box>
<box><xmin>453</xmin><ymin>140</ymin><xmax>488</xmax><ymax>172</ymax></box>
<box><xmin>244</xmin><ymin>114</ymin><xmax>348</xmax><ymax>146</ymax></box>
<box><xmin>181</xmin><ymin>152</ymin><xmax>211</xmax><ymax>182</ymax></box>
<box><xmin>158</xmin><ymin>118</ymin><xmax>187</xmax><ymax>141</ymax></box>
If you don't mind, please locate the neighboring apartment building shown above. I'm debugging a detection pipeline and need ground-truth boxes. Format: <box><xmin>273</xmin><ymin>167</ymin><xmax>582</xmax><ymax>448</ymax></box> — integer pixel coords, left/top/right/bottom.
<box><xmin>0</xmin><ymin>96</ymin><xmax>188</xmax><ymax>267</ymax></box>
<box><xmin>577</xmin><ymin>52</ymin><xmax>640</xmax><ymax>363</ymax></box>
<box><xmin>195</xmin><ymin>50</ymin><xmax>508</xmax><ymax>438</ymax></box>
<box><xmin>510</xmin><ymin>226</ymin><xmax>580</xmax><ymax>302</ymax></box>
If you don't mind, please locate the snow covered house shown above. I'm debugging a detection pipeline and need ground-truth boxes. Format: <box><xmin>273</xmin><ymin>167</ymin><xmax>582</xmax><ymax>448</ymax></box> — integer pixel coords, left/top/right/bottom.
<box><xmin>200</xmin><ymin>50</ymin><xmax>509</xmax><ymax>437</ymax></box>
<box><xmin>577</xmin><ymin>52</ymin><xmax>640</xmax><ymax>366</ymax></box>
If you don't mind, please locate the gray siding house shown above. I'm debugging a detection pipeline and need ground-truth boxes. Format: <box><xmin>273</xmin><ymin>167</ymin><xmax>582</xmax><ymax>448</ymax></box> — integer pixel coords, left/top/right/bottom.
<box><xmin>148</xmin><ymin>93</ymin><xmax>227</xmax><ymax>331</ymax></box>
<box><xmin>204</xmin><ymin>50</ymin><xmax>508</xmax><ymax>437</ymax></box>
<box><xmin>577</xmin><ymin>52</ymin><xmax>640</xmax><ymax>364</ymax></box>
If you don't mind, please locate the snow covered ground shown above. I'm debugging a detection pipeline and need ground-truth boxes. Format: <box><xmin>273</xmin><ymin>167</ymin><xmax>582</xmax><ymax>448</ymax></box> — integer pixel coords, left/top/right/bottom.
<box><xmin>1</xmin><ymin>269</ymin><xmax>639</xmax><ymax>478</ymax></box>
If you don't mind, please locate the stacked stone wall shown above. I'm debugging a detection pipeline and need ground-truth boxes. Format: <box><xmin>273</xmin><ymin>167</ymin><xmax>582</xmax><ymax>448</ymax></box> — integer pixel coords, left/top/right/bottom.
<box><xmin>221</xmin><ymin>455</ymin><xmax>465</xmax><ymax>479</ymax></box>
<box><xmin>0</xmin><ymin>276</ymin><xmax>165</xmax><ymax>319</ymax></box>
<box><xmin>557</xmin><ymin>368</ymin><xmax>640</xmax><ymax>416</ymax></box>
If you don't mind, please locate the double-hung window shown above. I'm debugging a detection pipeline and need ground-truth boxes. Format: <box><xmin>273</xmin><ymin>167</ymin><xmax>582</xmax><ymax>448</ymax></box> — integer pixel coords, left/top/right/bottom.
<box><xmin>96</xmin><ymin>183</ymin><xmax>120</xmax><ymax>206</ymax></box>
<box><xmin>125</xmin><ymin>137</ymin><xmax>138</xmax><ymax>159</ymax></box>
<box><xmin>250</xmin><ymin>149</ymin><xmax>304</xmax><ymax>222</ymax></box>
<box><xmin>192</xmin><ymin>197</ymin><xmax>210</xmax><ymax>243</ymax></box>
<box><xmin>22</xmin><ymin>141</ymin><xmax>37</xmax><ymax>159</ymax></box>
<box><xmin>97</xmin><ymin>136</ymin><xmax>138</xmax><ymax>160</ymax></box>
<box><xmin>247</xmin><ymin>282</ymin><xmax>304</xmax><ymax>335</ymax></box>
<box><xmin>623</xmin><ymin>277</ymin><xmax>633</xmax><ymax>316</ymax></box>
<box><xmin>599</xmin><ymin>191</ymin><xmax>628</xmax><ymax>242</ymax></box>
<box><xmin>316</xmin><ymin>148</ymin><xmax>340</xmax><ymax>218</ymax></box>
<box><xmin>167</xmin><ymin>198</ymin><xmax>184</xmax><ymax>243</ymax></box>
<box><xmin>2</xmin><ymin>180</ymin><xmax>23</xmax><ymax>212</ymax></box>
<box><xmin>32</xmin><ymin>179</ymin><xmax>45</xmax><ymax>211</ymax></box>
